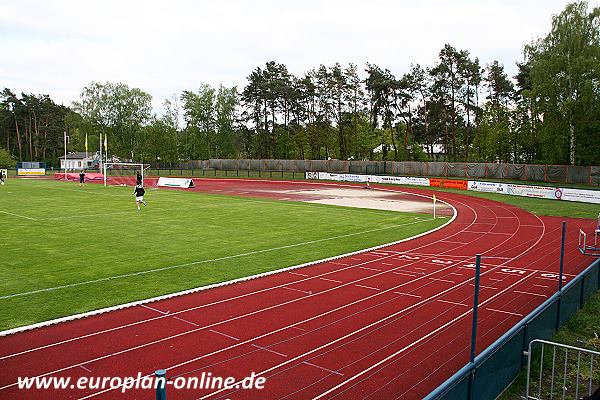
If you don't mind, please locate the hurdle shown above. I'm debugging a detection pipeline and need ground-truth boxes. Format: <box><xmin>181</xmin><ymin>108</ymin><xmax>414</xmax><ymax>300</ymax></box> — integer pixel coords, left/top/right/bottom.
<box><xmin>578</xmin><ymin>228</ymin><xmax>600</xmax><ymax>256</ymax></box>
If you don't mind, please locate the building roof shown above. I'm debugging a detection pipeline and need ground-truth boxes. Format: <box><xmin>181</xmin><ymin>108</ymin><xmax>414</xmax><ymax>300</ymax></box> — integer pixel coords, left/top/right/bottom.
<box><xmin>59</xmin><ymin>152</ymin><xmax>99</xmax><ymax>160</ymax></box>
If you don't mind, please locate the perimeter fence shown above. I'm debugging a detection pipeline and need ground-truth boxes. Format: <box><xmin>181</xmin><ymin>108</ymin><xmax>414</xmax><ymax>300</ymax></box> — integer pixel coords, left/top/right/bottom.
<box><xmin>423</xmin><ymin>256</ymin><xmax>600</xmax><ymax>400</ymax></box>
<box><xmin>148</xmin><ymin>160</ymin><xmax>600</xmax><ymax>186</ymax></box>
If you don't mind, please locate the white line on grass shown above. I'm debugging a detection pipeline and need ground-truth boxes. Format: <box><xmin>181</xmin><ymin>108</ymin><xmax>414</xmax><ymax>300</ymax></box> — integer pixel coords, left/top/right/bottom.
<box><xmin>0</xmin><ymin>210</ymin><xmax>38</xmax><ymax>221</ymax></box>
<box><xmin>0</xmin><ymin>218</ymin><xmax>433</xmax><ymax>301</ymax></box>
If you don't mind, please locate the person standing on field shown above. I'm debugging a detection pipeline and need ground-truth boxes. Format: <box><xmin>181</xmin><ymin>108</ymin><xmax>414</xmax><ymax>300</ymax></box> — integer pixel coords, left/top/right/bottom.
<box><xmin>79</xmin><ymin>170</ymin><xmax>85</xmax><ymax>186</ymax></box>
<box><xmin>133</xmin><ymin>184</ymin><xmax>147</xmax><ymax>211</ymax></box>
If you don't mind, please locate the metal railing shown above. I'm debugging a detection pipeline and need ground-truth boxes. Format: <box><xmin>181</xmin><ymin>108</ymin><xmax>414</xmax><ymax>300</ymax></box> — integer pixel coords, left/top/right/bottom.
<box><xmin>526</xmin><ymin>339</ymin><xmax>600</xmax><ymax>400</ymax></box>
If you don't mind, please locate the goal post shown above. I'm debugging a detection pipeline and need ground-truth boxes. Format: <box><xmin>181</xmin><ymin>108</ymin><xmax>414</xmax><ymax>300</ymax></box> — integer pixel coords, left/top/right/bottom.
<box><xmin>103</xmin><ymin>163</ymin><xmax>150</xmax><ymax>187</ymax></box>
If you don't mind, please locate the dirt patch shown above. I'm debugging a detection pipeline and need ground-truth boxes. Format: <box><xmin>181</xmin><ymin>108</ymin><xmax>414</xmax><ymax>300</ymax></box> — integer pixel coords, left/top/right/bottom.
<box><xmin>284</xmin><ymin>187</ymin><xmax>450</xmax><ymax>214</ymax></box>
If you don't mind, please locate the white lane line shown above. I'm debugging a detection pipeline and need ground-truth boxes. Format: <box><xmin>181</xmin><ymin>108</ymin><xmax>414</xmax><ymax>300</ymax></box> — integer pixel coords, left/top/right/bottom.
<box><xmin>393</xmin><ymin>292</ymin><xmax>421</xmax><ymax>298</ymax></box>
<box><xmin>303</xmin><ymin>361</ymin><xmax>344</xmax><ymax>376</ymax></box>
<box><xmin>488</xmin><ymin>278</ymin><xmax>502</xmax><ymax>282</ymax></box>
<box><xmin>437</xmin><ymin>299</ymin><xmax>468</xmax><ymax>307</ymax></box>
<box><xmin>209</xmin><ymin>330</ymin><xmax>240</xmax><ymax>341</ymax></box>
<box><xmin>79</xmin><ymin>365</ymin><xmax>92</xmax><ymax>373</ymax></box>
<box><xmin>354</xmin><ymin>285</ymin><xmax>380</xmax><ymax>291</ymax></box>
<box><xmin>173</xmin><ymin>317</ymin><xmax>199</xmax><ymax>327</ymax></box>
<box><xmin>392</xmin><ymin>272</ymin><xmax>417</xmax><ymax>277</ymax></box>
<box><xmin>281</xmin><ymin>287</ymin><xmax>312</xmax><ymax>295</ymax></box>
<box><xmin>381</xmin><ymin>262</ymin><xmax>394</xmax><ymax>266</ymax></box>
<box><xmin>320</xmin><ymin>278</ymin><xmax>342</xmax><ymax>284</ymax></box>
<box><xmin>469</xmin><ymin>284</ymin><xmax>498</xmax><ymax>290</ymax></box>
<box><xmin>291</xmin><ymin>326</ymin><xmax>307</xmax><ymax>332</ymax></box>
<box><xmin>350</xmin><ymin>258</ymin><xmax>363</xmax><ymax>261</ymax></box>
<box><xmin>514</xmin><ymin>290</ymin><xmax>546</xmax><ymax>298</ymax></box>
<box><xmin>289</xmin><ymin>272</ymin><xmax>309</xmax><ymax>277</ymax></box>
<box><xmin>359</xmin><ymin>267</ymin><xmax>381</xmax><ymax>272</ymax></box>
<box><xmin>330</xmin><ymin>262</ymin><xmax>349</xmax><ymax>266</ymax></box>
<box><xmin>252</xmin><ymin>345</ymin><xmax>287</xmax><ymax>358</ymax></box>
<box><xmin>140</xmin><ymin>304</ymin><xmax>169</xmax><ymax>315</ymax></box>
<box><xmin>464</xmin><ymin>231</ymin><xmax>512</xmax><ymax>235</ymax></box>
<box><xmin>533</xmin><ymin>284</ymin><xmax>549</xmax><ymax>288</ymax></box>
<box><xmin>429</xmin><ymin>278</ymin><xmax>455</xmax><ymax>283</ymax></box>
<box><xmin>142</xmin><ymin>304</ymin><xmax>198</xmax><ymax>327</ymax></box>
<box><xmin>413</xmin><ymin>267</ymin><xmax>427</xmax><ymax>271</ymax></box>
<box><xmin>485</xmin><ymin>308</ymin><xmax>523</xmax><ymax>317</ymax></box>
<box><xmin>0</xmin><ymin>210</ymin><xmax>38</xmax><ymax>221</ymax></box>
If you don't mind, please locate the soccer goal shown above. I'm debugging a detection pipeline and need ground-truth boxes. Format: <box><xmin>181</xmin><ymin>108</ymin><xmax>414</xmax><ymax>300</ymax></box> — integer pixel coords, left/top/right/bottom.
<box><xmin>103</xmin><ymin>163</ymin><xmax>150</xmax><ymax>187</ymax></box>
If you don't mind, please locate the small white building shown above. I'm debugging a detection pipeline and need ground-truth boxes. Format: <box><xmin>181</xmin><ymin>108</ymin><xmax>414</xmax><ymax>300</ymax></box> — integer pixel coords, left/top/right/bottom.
<box><xmin>59</xmin><ymin>152</ymin><xmax>100</xmax><ymax>170</ymax></box>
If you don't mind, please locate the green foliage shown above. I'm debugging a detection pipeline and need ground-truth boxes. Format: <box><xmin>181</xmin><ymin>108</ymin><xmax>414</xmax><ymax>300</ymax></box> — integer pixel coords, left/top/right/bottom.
<box><xmin>523</xmin><ymin>1</ymin><xmax>600</xmax><ymax>165</ymax></box>
<box><xmin>73</xmin><ymin>82</ymin><xmax>152</xmax><ymax>160</ymax></box>
<box><xmin>0</xmin><ymin>147</ymin><xmax>16</xmax><ymax>168</ymax></box>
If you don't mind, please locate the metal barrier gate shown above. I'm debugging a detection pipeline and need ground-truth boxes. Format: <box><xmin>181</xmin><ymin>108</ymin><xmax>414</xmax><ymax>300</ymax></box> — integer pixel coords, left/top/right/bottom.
<box><xmin>526</xmin><ymin>339</ymin><xmax>600</xmax><ymax>400</ymax></box>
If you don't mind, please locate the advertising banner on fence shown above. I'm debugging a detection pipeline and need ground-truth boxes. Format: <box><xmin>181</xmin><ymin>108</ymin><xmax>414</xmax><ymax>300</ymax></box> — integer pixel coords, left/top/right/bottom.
<box><xmin>468</xmin><ymin>181</ymin><xmax>509</xmax><ymax>194</ymax></box>
<box><xmin>157</xmin><ymin>177</ymin><xmax>195</xmax><ymax>188</ymax></box>
<box><xmin>559</xmin><ymin>188</ymin><xmax>600</xmax><ymax>204</ymax></box>
<box><xmin>314</xmin><ymin>172</ymin><xmax>367</xmax><ymax>183</ymax></box>
<box><xmin>374</xmin><ymin>176</ymin><xmax>430</xmax><ymax>186</ymax></box>
<box><xmin>309</xmin><ymin>172</ymin><xmax>429</xmax><ymax>186</ymax></box>
<box><xmin>429</xmin><ymin>178</ymin><xmax>468</xmax><ymax>190</ymax></box>
<box><xmin>17</xmin><ymin>168</ymin><xmax>45</xmax><ymax>176</ymax></box>
<box><xmin>506</xmin><ymin>184</ymin><xmax>558</xmax><ymax>199</ymax></box>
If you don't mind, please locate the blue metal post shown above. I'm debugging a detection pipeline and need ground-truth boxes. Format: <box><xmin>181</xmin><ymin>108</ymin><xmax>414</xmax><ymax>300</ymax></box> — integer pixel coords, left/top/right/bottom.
<box><xmin>558</xmin><ymin>221</ymin><xmax>566</xmax><ymax>292</ymax></box>
<box><xmin>470</xmin><ymin>255</ymin><xmax>481</xmax><ymax>364</ymax></box>
<box><xmin>155</xmin><ymin>369</ymin><xmax>167</xmax><ymax>400</ymax></box>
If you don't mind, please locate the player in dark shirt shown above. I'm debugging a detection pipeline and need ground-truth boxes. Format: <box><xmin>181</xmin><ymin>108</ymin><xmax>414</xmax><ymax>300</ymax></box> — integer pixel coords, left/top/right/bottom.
<box><xmin>133</xmin><ymin>184</ymin><xmax>147</xmax><ymax>211</ymax></box>
<box><xmin>79</xmin><ymin>171</ymin><xmax>85</xmax><ymax>186</ymax></box>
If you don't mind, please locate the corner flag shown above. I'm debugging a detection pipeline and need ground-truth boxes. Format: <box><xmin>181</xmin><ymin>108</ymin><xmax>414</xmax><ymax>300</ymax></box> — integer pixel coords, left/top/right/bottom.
<box><xmin>85</xmin><ymin>133</ymin><xmax>88</xmax><ymax>152</ymax></box>
<box><xmin>104</xmin><ymin>134</ymin><xmax>107</xmax><ymax>152</ymax></box>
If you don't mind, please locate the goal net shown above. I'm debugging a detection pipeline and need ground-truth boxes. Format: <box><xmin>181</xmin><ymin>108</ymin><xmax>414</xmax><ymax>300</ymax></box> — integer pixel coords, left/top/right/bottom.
<box><xmin>103</xmin><ymin>163</ymin><xmax>150</xmax><ymax>187</ymax></box>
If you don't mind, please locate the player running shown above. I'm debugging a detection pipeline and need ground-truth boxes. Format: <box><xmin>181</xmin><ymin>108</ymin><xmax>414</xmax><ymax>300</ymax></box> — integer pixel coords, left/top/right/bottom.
<box><xmin>133</xmin><ymin>184</ymin><xmax>147</xmax><ymax>211</ymax></box>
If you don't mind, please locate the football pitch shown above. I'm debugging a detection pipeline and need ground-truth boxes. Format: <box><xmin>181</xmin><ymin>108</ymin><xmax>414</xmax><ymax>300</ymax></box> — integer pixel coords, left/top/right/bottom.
<box><xmin>0</xmin><ymin>179</ymin><xmax>447</xmax><ymax>330</ymax></box>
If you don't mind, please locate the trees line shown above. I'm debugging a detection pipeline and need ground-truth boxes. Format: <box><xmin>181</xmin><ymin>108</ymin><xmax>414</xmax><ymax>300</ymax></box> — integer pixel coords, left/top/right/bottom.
<box><xmin>0</xmin><ymin>2</ymin><xmax>598</xmax><ymax>168</ymax></box>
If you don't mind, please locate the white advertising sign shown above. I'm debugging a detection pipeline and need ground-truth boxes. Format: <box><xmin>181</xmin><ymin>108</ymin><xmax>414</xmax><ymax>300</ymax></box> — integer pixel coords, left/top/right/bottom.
<box><xmin>468</xmin><ymin>181</ymin><xmax>509</xmax><ymax>194</ymax></box>
<box><xmin>559</xmin><ymin>188</ymin><xmax>600</xmax><ymax>204</ymax></box>
<box><xmin>506</xmin><ymin>184</ymin><xmax>558</xmax><ymax>200</ymax></box>
<box><xmin>157</xmin><ymin>177</ymin><xmax>195</xmax><ymax>188</ymax></box>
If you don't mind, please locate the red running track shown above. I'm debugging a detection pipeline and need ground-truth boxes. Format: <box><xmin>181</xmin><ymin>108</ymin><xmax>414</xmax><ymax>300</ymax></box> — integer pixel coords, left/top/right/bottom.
<box><xmin>1</xmin><ymin>178</ymin><xmax>597</xmax><ymax>400</ymax></box>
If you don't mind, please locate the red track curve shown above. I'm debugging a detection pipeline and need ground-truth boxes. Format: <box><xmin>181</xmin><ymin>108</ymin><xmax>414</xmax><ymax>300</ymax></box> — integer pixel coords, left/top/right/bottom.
<box><xmin>0</xmin><ymin>178</ymin><xmax>596</xmax><ymax>400</ymax></box>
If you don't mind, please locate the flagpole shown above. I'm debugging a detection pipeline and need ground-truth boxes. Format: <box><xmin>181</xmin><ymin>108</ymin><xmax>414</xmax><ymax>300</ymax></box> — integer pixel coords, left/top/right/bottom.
<box><xmin>99</xmin><ymin>132</ymin><xmax>103</xmax><ymax>173</ymax></box>
<box><xmin>63</xmin><ymin>131</ymin><xmax>67</xmax><ymax>180</ymax></box>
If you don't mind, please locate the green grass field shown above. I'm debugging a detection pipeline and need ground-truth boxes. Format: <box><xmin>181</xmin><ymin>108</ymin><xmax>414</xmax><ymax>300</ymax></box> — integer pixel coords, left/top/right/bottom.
<box><xmin>0</xmin><ymin>179</ymin><xmax>448</xmax><ymax>330</ymax></box>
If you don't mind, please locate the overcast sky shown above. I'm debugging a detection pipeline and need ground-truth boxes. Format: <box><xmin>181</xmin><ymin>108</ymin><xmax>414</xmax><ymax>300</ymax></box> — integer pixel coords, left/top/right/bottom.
<box><xmin>0</xmin><ymin>0</ymin><xmax>576</xmax><ymax>114</ymax></box>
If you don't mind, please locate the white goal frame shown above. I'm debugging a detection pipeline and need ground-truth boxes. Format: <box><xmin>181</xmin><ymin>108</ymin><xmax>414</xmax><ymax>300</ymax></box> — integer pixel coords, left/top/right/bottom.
<box><xmin>103</xmin><ymin>163</ymin><xmax>150</xmax><ymax>187</ymax></box>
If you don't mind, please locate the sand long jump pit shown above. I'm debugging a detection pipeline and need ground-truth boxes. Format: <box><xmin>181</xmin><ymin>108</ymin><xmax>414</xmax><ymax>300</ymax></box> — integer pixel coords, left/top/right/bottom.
<box><xmin>282</xmin><ymin>187</ymin><xmax>453</xmax><ymax>216</ymax></box>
